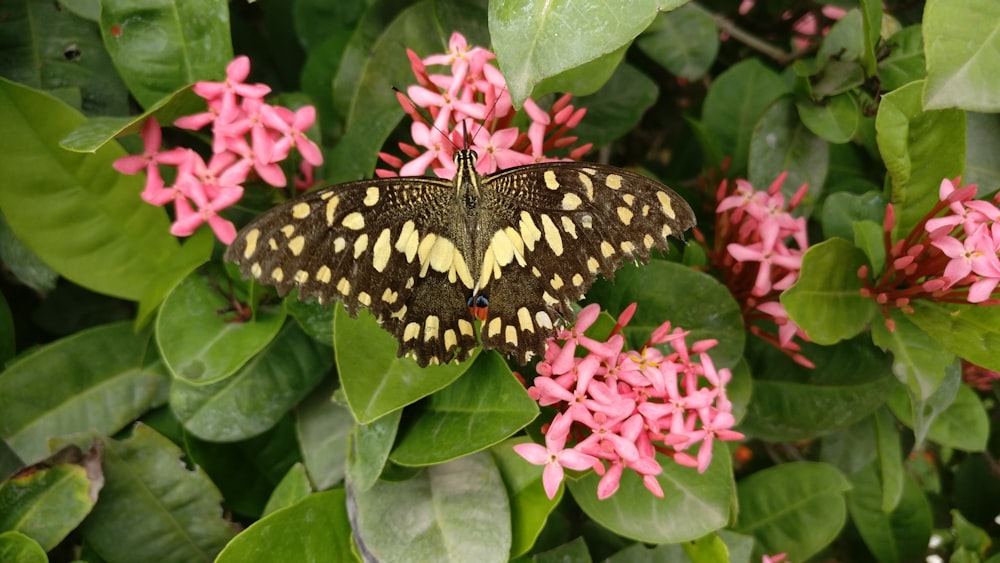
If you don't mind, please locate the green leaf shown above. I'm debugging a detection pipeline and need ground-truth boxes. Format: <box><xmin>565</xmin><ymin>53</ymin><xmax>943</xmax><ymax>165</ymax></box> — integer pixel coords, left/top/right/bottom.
<box><xmin>216</xmin><ymin>489</ymin><xmax>356</xmax><ymax>563</ymax></box>
<box><xmin>572</xmin><ymin>63</ymin><xmax>658</xmax><ymax>149</ymax></box>
<box><xmin>847</xmin><ymin>462</ymin><xmax>932</xmax><ymax>563</ymax></box>
<box><xmin>0</xmin><ymin>78</ymin><xmax>211</xmax><ymax>303</ymax></box>
<box><xmin>875</xmin><ymin>80</ymin><xmax>965</xmax><ymax>239</ymax></box>
<box><xmin>748</xmin><ymin>97</ymin><xmax>829</xmax><ymax>208</ymax></box>
<box><xmin>346</xmin><ymin>409</ymin><xmax>401</xmax><ymax>494</ymax></box>
<box><xmin>796</xmin><ymin>92</ymin><xmax>860</xmax><ymax>144</ymax></box>
<box><xmin>782</xmin><ymin>238</ymin><xmax>877</xmax><ymax>345</ymax></box>
<box><xmin>0</xmin><ymin>444</ymin><xmax>102</xmax><ymax>550</ymax></box>
<box><xmin>0</xmin><ymin>322</ymin><xmax>168</xmax><ymax>465</ymax></box>
<box><xmin>79</xmin><ymin>425</ymin><xmax>234</xmax><ymax>562</ymax></box>
<box><xmin>0</xmin><ymin>214</ymin><xmax>58</xmax><ymax>294</ymax></box>
<box><xmin>923</xmin><ymin>0</ymin><xmax>1000</xmax><ymax>111</ymax></box>
<box><xmin>587</xmin><ymin>260</ymin><xmax>745</xmax><ymax>369</ymax></box>
<box><xmin>859</xmin><ymin>0</ymin><xmax>883</xmax><ymax>77</ymax></box>
<box><xmin>701</xmin><ymin>59</ymin><xmax>788</xmax><ymax>175</ymax></box>
<box><xmin>965</xmin><ymin>111</ymin><xmax>1000</xmax><ymax>189</ymax></box>
<box><xmin>874</xmin><ymin>408</ymin><xmax>904</xmax><ymax>513</ymax></box>
<box><xmin>733</xmin><ymin>462</ymin><xmax>851</xmax><ymax>561</ymax></box>
<box><xmin>879</xmin><ymin>25</ymin><xmax>925</xmax><ymax>92</ymax></box>
<box><xmin>888</xmin><ymin>379</ymin><xmax>989</xmax><ymax>452</ymax></box>
<box><xmin>99</xmin><ymin>0</ymin><xmax>233</xmax><ymax>109</ymax></box>
<box><xmin>0</xmin><ymin>531</ymin><xmax>46</xmax><ymax>563</ymax></box>
<box><xmin>284</xmin><ymin>298</ymin><xmax>335</xmax><ymax>345</ymax></box>
<box><xmin>871</xmin><ymin>310</ymin><xmax>955</xmax><ymax>400</ymax></box>
<box><xmin>819</xmin><ymin>191</ymin><xmax>886</xmax><ymax>244</ymax></box>
<box><xmin>852</xmin><ymin>220</ymin><xmax>886</xmax><ymax>275</ymax></box>
<box><xmin>336</xmin><ymin>306</ymin><xmax>474</xmax><ymax>424</ymax></box>
<box><xmin>296</xmin><ymin>379</ymin><xmax>354</xmax><ymax>490</ymax></box>
<box><xmin>637</xmin><ymin>4</ymin><xmax>719</xmax><ymax>81</ymax></box>
<box><xmin>170</xmin><ymin>322</ymin><xmax>333</xmax><ymax>442</ymax></box>
<box><xmin>0</xmin><ymin>0</ymin><xmax>127</xmax><ymax>115</ymax></box>
<box><xmin>157</xmin><ymin>271</ymin><xmax>286</xmax><ymax>385</ymax></box>
<box><xmin>533</xmin><ymin>45</ymin><xmax>629</xmax><ymax>100</ymax></box>
<box><xmin>820</xmin><ymin>417</ymin><xmax>879</xmax><ymax>476</ymax></box>
<box><xmin>491</xmin><ymin>438</ymin><xmax>560</xmax><ymax>558</ymax></box>
<box><xmin>740</xmin><ymin>336</ymin><xmax>897</xmax><ymax>442</ymax></box>
<box><xmin>908</xmin><ymin>301</ymin><xmax>1000</xmax><ymax>371</ymax></box>
<box><xmin>0</xmin><ymin>292</ymin><xmax>13</xmax><ymax>366</ymax></box>
<box><xmin>351</xmin><ymin>452</ymin><xmax>511</xmax><ymax>562</ymax></box>
<box><xmin>489</xmin><ymin>0</ymin><xmax>661</xmax><ymax>107</ymax></box>
<box><xmin>262</xmin><ymin>463</ymin><xmax>313</xmax><ymax>517</ymax></box>
<box><xmin>390</xmin><ymin>352</ymin><xmax>538</xmax><ymax>466</ymax></box>
<box><xmin>569</xmin><ymin>442</ymin><xmax>734</xmax><ymax>544</ymax></box>
<box><xmin>531</xmin><ymin>537</ymin><xmax>591</xmax><ymax>562</ymax></box>
<box><xmin>817</xmin><ymin>9</ymin><xmax>865</xmax><ymax>67</ymax></box>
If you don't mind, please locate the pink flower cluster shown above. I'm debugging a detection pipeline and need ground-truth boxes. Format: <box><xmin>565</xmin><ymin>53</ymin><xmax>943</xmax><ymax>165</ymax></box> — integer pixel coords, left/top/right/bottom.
<box><xmin>377</xmin><ymin>32</ymin><xmax>592</xmax><ymax>179</ymax></box>
<box><xmin>860</xmin><ymin>178</ymin><xmax>1000</xmax><ymax>329</ymax></box>
<box><xmin>514</xmin><ymin>304</ymin><xmax>743</xmax><ymax>500</ymax></box>
<box><xmin>697</xmin><ymin>174</ymin><xmax>813</xmax><ymax>367</ymax></box>
<box><xmin>114</xmin><ymin>56</ymin><xmax>323</xmax><ymax>243</ymax></box>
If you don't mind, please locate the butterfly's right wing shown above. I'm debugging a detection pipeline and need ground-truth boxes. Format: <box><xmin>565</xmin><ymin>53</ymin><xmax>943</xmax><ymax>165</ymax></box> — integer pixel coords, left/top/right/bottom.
<box><xmin>225</xmin><ymin>177</ymin><xmax>479</xmax><ymax>366</ymax></box>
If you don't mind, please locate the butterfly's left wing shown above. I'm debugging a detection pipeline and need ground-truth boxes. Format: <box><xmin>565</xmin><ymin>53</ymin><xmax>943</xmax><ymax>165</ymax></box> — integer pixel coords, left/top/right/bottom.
<box><xmin>475</xmin><ymin>162</ymin><xmax>696</xmax><ymax>363</ymax></box>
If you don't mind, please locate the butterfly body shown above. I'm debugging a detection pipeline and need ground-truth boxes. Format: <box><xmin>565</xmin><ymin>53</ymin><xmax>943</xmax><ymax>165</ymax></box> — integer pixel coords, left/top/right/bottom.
<box><xmin>226</xmin><ymin>150</ymin><xmax>695</xmax><ymax>366</ymax></box>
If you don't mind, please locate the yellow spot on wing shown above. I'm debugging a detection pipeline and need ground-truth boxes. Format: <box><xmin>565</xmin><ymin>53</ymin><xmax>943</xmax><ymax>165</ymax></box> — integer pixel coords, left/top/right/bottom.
<box><xmin>316</xmin><ymin>266</ymin><xmax>331</xmax><ymax>283</ymax></box>
<box><xmin>517</xmin><ymin>307</ymin><xmax>535</xmax><ymax>333</ymax></box>
<box><xmin>280</xmin><ymin>224</ymin><xmax>295</xmax><ymax>238</ymax></box>
<box><xmin>617</xmin><ymin>207</ymin><xmax>634</xmax><ymax>225</ymax></box>
<box><xmin>381</xmin><ymin>287</ymin><xmax>398</xmax><ymax>303</ymax></box>
<box><xmin>562</xmin><ymin>192</ymin><xmax>582</xmax><ymax>210</ymax></box>
<box><xmin>540</xmin><ymin>214</ymin><xmax>563</xmax><ymax>256</ymax></box>
<box><xmin>243</xmin><ymin>229</ymin><xmax>260</xmax><ymax>259</ymax></box>
<box><xmin>294</xmin><ymin>270</ymin><xmax>309</xmax><ymax>283</ymax></box>
<box><xmin>372</xmin><ymin>229</ymin><xmax>392</xmax><ymax>272</ymax></box>
<box><xmin>490</xmin><ymin>230</ymin><xmax>515</xmax><ymax>267</ymax></box>
<box><xmin>535</xmin><ymin>311</ymin><xmax>553</xmax><ymax>329</ymax></box>
<box><xmin>292</xmin><ymin>202</ymin><xmax>311</xmax><ymax>219</ymax></box>
<box><xmin>404</xmin><ymin>322</ymin><xmax>420</xmax><ymax>341</ymax></box>
<box><xmin>458</xmin><ymin>319</ymin><xmax>475</xmax><ymax>337</ymax></box>
<box><xmin>487</xmin><ymin>317</ymin><xmax>502</xmax><ymax>337</ymax></box>
<box><xmin>519</xmin><ymin>211</ymin><xmax>541</xmax><ymax>251</ymax></box>
<box><xmin>543</xmin><ymin>170</ymin><xmax>559</xmax><ymax>190</ymax></box>
<box><xmin>505</xmin><ymin>325</ymin><xmax>518</xmax><ymax>346</ymax></box>
<box><xmin>363</xmin><ymin>187</ymin><xmax>380</xmax><ymax>206</ymax></box>
<box><xmin>272</xmin><ymin>267</ymin><xmax>284</xmax><ymax>282</ymax></box>
<box><xmin>325</xmin><ymin>195</ymin><xmax>340</xmax><ymax>226</ymax></box>
<box><xmin>428</xmin><ymin>237</ymin><xmax>456</xmax><ymax>273</ymax></box>
<box><xmin>288</xmin><ymin>235</ymin><xmax>305</xmax><ymax>256</ymax></box>
<box><xmin>424</xmin><ymin>315</ymin><xmax>440</xmax><ymax>341</ymax></box>
<box><xmin>342</xmin><ymin>212</ymin><xmax>365</xmax><ymax>230</ymax></box>
<box><xmin>560</xmin><ymin>216</ymin><xmax>578</xmax><ymax>239</ymax></box>
<box><xmin>353</xmin><ymin>233</ymin><xmax>369</xmax><ymax>259</ymax></box>
<box><xmin>337</xmin><ymin>278</ymin><xmax>351</xmax><ymax>295</ymax></box>
<box><xmin>606</xmin><ymin>174</ymin><xmax>622</xmax><ymax>189</ymax></box>
<box><xmin>656</xmin><ymin>191</ymin><xmax>676</xmax><ymax>219</ymax></box>
<box><xmin>578</xmin><ymin>172</ymin><xmax>594</xmax><ymax>201</ymax></box>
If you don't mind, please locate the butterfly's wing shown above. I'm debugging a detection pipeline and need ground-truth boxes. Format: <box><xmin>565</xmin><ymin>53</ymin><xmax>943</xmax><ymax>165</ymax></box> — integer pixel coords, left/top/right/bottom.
<box><xmin>476</xmin><ymin>162</ymin><xmax>696</xmax><ymax>363</ymax></box>
<box><xmin>225</xmin><ymin>177</ymin><xmax>480</xmax><ymax>366</ymax></box>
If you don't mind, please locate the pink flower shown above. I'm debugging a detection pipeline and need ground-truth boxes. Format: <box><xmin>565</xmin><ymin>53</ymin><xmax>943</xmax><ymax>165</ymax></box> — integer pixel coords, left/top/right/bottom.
<box><xmin>513</xmin><ymin>432</ymin><xmax>598</xmax><ymax>500</ymax></box>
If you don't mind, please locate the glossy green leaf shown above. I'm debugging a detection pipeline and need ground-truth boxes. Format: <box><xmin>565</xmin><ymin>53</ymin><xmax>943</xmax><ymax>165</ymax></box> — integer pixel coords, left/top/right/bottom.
<box><xmin>0</xmin><ymin>0</ymin><xmax>127</xmax><ymax>115</ymax></box>
<box><xmin>157</xmin><ymin>271</ymin><xmax>285</xmax><ymax>385</ymax></box>
<box><xmin>796</xmin><ymin>92</ymin><xmax>859</xmax><ymax>144</ymax></box>
<box><xmin>0</xmin><ymin>445</ymin><xmax>101</xmax><ymax>550</ymax></box>
<box><xmin>0</xmin><ymin>322</ymin><xmax>168</xmax><ymax>465</ymax></box>
<box><xmin>875</xmin><ymin>81</ymin><xmax>965</xmax><ymax>239</ymax></box>
<box><xmin>531</xmin><ymin>537</ymin><xmax>591</xmax><ymax>562</ymax></box>
<box><xmin>871</xmin><ymin>310</ymin><xmax>955</xmax><ymax>400</ymax></box>
<box><xmin>908</xmin><ymin>301</ymin><xmax>1000</xmax><ymax>371</ymax></box>
<box><xmin>733</xmin><ymin>462</ymin><xmax>851</xmax><ymax>561</ymax></box>
<box><xmin>351</xmin><ymin>452</ymin><xmax>510</xmax><ymax>562</ymax></box>
<box><xmin>782</xmin><ymin>238</ymin><xmax>877</xmax><ymax>345</ymax></box>
<box><xmin>606</xmin><ymin>542</ymin><xmax>690</xmax><ymax>562</ymax></box>
<box><xmin>390</xmin><ymin>352</ymin><xmax>537</xmax><ymax>466</ymax></box>
<box><xmin>748</xmin><ymin>97</ymin><xmax>829</xmax><ymax>208</ymax></box>
<box><xmin>887</xmin><ymin>359</ymin><xmax>960</xmax><ymax>448</ymax></box>
<box><xmin>819</xmin><ymin>417</ymin><xmax>879</xmax><ymax>477</ymax></box>
<box><xmin>569</xmin><ymin>442</ymin><xmax>734</xmax><ymax>544</ymax></box>
<box><xmin>572</xmin><ymin>63</ymin><xmax>658</xmax><ymax>149</ymax></box>
<box><xmin>879</xmin><ymin>25</ymin><xmax>925</xmax><ymax>92</ymax></box>
<box><xmin>216</xmin><ymin>489</ymin><xmax>356</xmax><ymax>563</ymax></box>
<box><xmin>99</xmin><ymin>0</ymin><xmax>233</xmax><ymax>109</ymax></box>
<box><xmin>860</xmin><ymin>0</ymin><xmax>883</xmax><ymax>76</ymax></box>
<box><xmin>283</xmin><ymin>297</ymin><xmax>335</xmax><ymax>345</ymax></box>
<box><xmin>336</xmin><ymin>306</ymin><xmax>474</xmax><ymax>424</ymax></box>
<box><xmin>847</xmin><ymin>462</ymin><xmax>932</xmax><ymax>563</ymax></box>
<box><xmin>637</xmin><ymin>3</ymin><xmax>719</xmax><ymax>81</ymax></box>
<box><xmin>327</xmin><ymin>0</ymin><xmax>488</xmax><ymax>183</ymax></box>
<box><xmin>491</xmin><ymin>438</ymin><xmax>560</xmax><ymax>558</ymax></box>
<box><xmin>874</xmin><ymin>408</ymin><xmax>904</xmax><ymax>513</ymax></box>
<box><xmin>296</xmin><ymin>379</ymin><xmax>353</xmax><ymax>490</ymax></box>
<box><xmin>346</xmin><ymin>409</ymin><xmax>401</xmax><ymax>494</ymax></box>
<box><xmin>740</xmin><ymin>336</ymin><xmax>896</xmax><ymax>442</ymax></box>
<box><xmin>888</xmin><ymin>379</ymin><xmax>989</xmax><ymax>452</ymax></box>
<box><xmin>965</xmin><ymin>111</ymin><xmax>1000</xmax><ymax>189</ymax></box>
<box><xmin>923</xmin><ymin>0</ymin><xmax>1000</xmax><ymax>111</ymax></box>
<box><xmin>170</xmin><ymin>322</ymin><xmax>333</xmax><ymax>442</ymax></box>
<box><xmin>852</xmin><ymin>220</ymin><xmax>885</xmax><ymax>275</ymax></box>
<box><xmin>0</xmin><ymin>78</ymin><xmax>211</xmax><ymax>304</ymax></box>
<box><xmin>819</xmin><ymin>191</ymin><xmax>886</xmax><ymax>244</ymax></box>
<box><xmin>489</xmin><ymin>0</ymin><xmax>662</xmax><ymax>107</ymax></box>
<box><xmin>701</xmin><ymin>59</ymin><xmax>788</xmax><ymax>175</ymax></box>
<box><xmin>0</xmin><ymin>215</ymin><xmax>58</xmax><ymax>293</ymax></box>
<box><xmin>587</xmin><ymin>260</ymin><xmax>745</xmax><ymax>369</ymax></box>
<box><xmin>80</xmin><ymin>425</ymin><xmax>234</xmax><ymax>562</ymax></box>
<box><xmin>0</xmin><ymin>531</ymin><xmax>46</xmax><ymax>563</ymax></box>
<box><xmin>262</xmin><ymin>463</ymin><xmax>312</xmax><ymax>516</ymax></box>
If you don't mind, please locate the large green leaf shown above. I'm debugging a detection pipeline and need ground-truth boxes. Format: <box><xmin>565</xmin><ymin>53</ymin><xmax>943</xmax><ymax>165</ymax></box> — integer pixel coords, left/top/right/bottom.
<box><xmin>0</xmin><ymin>322</ymin><xmax>168</xmax><ymax>465</ymax></box>
<box><xmin>749</xmin><ymin>97</ymin><xmax>829</xmax><ymax>207</ymax></box>
<box><xmin>0</xmin><ymin>78</ymin><xmax>211</xmax><ymax>306</ymax></box>
<box><xmin>156</xmin><ymin>271</ymin><xmax>286</xmax><ymax>385</ymax></box>
<box><xmin>346</xmin><ymin>409</ymin><xmax>401</xmax><ymax>494</ymax></box>
<box><xmin>875</xmin><ymin>80</ymin><xmax>965</xmax><ymax>239</ymax></box>
<box><xmin>0</xmin><ymin>0</ymin><xmax>127</xmax><ymax>115</ymax></box>
<box><xmin>491</xmin><ymin>438</ymin><xmax>560</xmax><ymax>558</ymax></box>
<box><xmin>879</xmin><ymin>25</ymin><xmax>925</xmax><ymax>92</ymax></box>
<box><xmin>888</xmin><ymin>379</ymin><xmax>989</xmax><ymax>452</ymax></box>
<box><xmin>261</xmin><ymin>463</ymin><xmax>312</xmax><ymax>516</ymax></box>
<box><xmin>923</xmin><ymin>0</ymin><xmax>1000</xmax><ymax>111</ymax></box>
<box><xmin>572</xmin><ymin>63</ymin><xmax>659</xmax><ymax>149</ymax></box>
<box><xmin>295</xmin><ymin>379</ymin><xmax>354</xmax><ymax>490</ymax></box>
<box><xmin>351</xmin><ymin>452</ymin><xmax>511</xmax><ymax>562</ymax></box>
<box><xmin>215</xmin><ymin>489</ymin><xmax>355</xmax><ymax>563</ymax></box>
<box><xmin>170</xmin><ymin>322</ymin><xmax>333</xmax><ymax>442</ymax></box>
<box><xmin>390</xmin><ymin>352</ymin><xmax>538</xmax><ymax>466</ymax></box>
<box><xmin>847</xmin><ymin>462</ymin><xmax>932</xmax><ymax>563</ymax></box>
<box><xmin>489</xmin><ymin>0</ymin><xmax>665</xmax><ymax>107</ymax></box>
<box><xmin>99</xmin><ymin>0</ymin><xmax>233</xmax><ymax>109</ymax></box>
<box><xmin>733</xmin><ymin>462</ymin><xmax>851</xmax><ymax>561</ymax></box>
<box><xmin>908</xmin><ymin>301</ymin><xmax>1000</xmax><ymax>372</ymax></box>
<box><xmin>0</xmin><ymin>532</ymin><xmax>46</xmax><ymax>563</ymax></box>
<box><xmin>871</xmin><ymin>310</ymin><xmax>955</xmax><ymax>401</ymax></box>
<box><xmin>336</xmin><ymin>307</ymin><xmax>474</xmax><ymax>424</ymax></box>
<box><xmin>569</xmin><ymin>442</ymin><xmax>735</xmax><ymax>544</ymax></box>
<box><xmin>79</xmin><ymin>425</ymin><xmax>234</xmax><ymax>563</ymax></box>
<box><xmin>637</xmin><ymin>3</ymin><xmax>719</xmax><ymax>81</ymax></box>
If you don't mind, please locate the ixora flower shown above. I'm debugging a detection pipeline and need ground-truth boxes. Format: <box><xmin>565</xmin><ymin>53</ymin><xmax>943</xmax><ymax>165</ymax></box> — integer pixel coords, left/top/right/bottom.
<box><xmin>860</xmin><ymin>178</ymin><xmax>1000</xmax><ymax>330</ymax></box>
<box><xmin>377</xmin><ymin>32</ymin><xmax>591</xmax><ymax>179</ymax></box>
<box><xmin>113</xmin><ymin>55</ymin><xmax>323</xmax><ymax>244</ymax></box>
<box><xmin>697</xmin><ymin>174</ymin><xmax>813</xmax><ymax>367</ymax></box>
<box><xmin>515</xmin><ymin>303</ymin><xmax>744</xmax><ymax>500</ymax></box>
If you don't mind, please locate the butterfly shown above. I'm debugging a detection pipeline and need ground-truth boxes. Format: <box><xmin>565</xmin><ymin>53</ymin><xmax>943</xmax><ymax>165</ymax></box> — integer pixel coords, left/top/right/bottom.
<box><xmin>225</xmin><ymin>149</ymin><xmax>695</xmax><ymax>366</ymax></box>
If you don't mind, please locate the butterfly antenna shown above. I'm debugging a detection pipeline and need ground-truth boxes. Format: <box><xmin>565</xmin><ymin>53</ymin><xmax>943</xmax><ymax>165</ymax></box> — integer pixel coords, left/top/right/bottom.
<box><xmin>392</xmin><ymin>86</ymin><xmax>461</xmax><ymax>152</ymax></box>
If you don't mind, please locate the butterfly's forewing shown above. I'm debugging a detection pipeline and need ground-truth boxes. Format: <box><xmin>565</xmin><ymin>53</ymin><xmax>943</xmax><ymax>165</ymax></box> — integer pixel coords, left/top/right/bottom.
<box><xmin>474</xmin><ymin>163</ymin><xmax>697</xmax><ymax>363</ymax></box>
<box><xmin>225</xmin><ymin>177</ymin><xmax>480</xmax><ymax>366</ymax></box>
